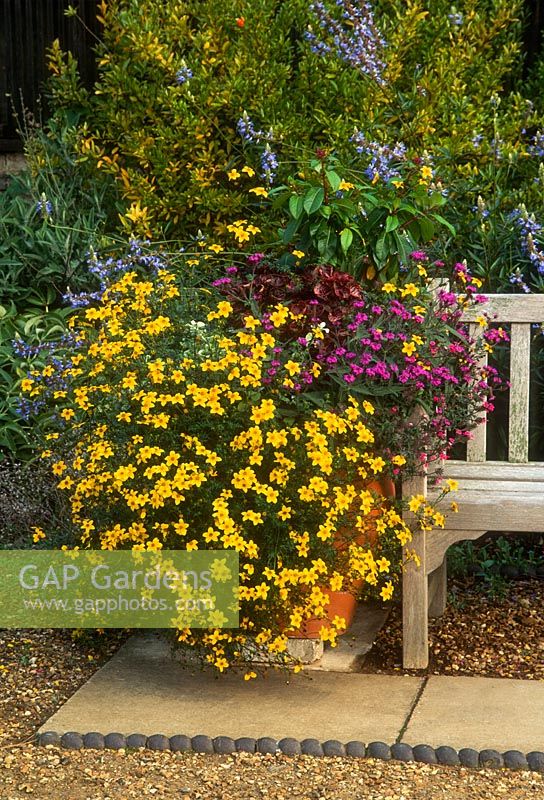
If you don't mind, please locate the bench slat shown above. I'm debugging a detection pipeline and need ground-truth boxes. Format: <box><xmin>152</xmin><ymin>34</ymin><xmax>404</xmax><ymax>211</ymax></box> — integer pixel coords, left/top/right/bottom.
<box><xmin>432</xmin><ymin>492</ymin><xmax>544</xmax><ymax>532</ymax></box>
<box><xmin>466</xmin><ymin>323</ymin><xmax>487</xmax><ymax>462</ymax></box>
<box><xmin>508</xmin><ymin>323</ymin><xmax>531</xmax><ymax>463</ymax></box>
<box><xmin>430</xmin><ymin>479</ymin><xmax>544</xmax><ymax>494</ymax></box>
<box><xmin>461</xmin><ymin>294</ymin><xmax>544</xmax><ymax>323</ymax></box>
<box><xmin>432</xmin><ymin>461</ymin><xmax>544</xmax><ymax>480</ymax></box>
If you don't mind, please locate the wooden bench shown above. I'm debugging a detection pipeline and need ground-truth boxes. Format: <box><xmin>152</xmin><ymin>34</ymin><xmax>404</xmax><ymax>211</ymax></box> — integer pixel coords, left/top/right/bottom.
<box><xmin>402</xmin><ymin>294</ymin><xmax>544</xmax><ymax>669</ymax></box>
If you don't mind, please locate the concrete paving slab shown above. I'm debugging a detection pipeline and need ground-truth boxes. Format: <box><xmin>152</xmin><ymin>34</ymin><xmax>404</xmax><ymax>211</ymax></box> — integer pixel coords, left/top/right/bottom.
<box><xmin>308</xmin><ymin>602</ymin><xmax>390</xmax><ymax>672</ymax></box>
<box><xmin>41</xmin><ymin>634</ymin><xmax>422</xmax><ymax>742</ymax></box>
<box><xmin>404</xmin><ymin>675</ymin><xmax>544</xmax><ymax>752</ymax></box>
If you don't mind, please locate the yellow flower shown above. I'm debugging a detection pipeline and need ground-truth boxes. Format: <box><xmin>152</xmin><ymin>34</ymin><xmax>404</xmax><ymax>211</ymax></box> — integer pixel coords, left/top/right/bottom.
<box><xmin>446</xmin><ymin>478</ymin><xmax>459</xmax><ymax>492</ymax></box>
<box><xmin>208</xmin><ymin>243</ymin><xmax>224</xmax><ymax>254</ymax></box>
<box><xmin>284</xmin><ymin>360</ymin><xmax>300</xmax><ymax>376</ymax></box>
<box><xmin>268</xmin><ymin>304</ymin><xmax>289</xmax><ymax>327</ymax></box>
<box><xmin>382</xmin><ymin>282</ymin><xmax>397</xmax><ymax>293</ymax></box>
<box><xmin>242</xmin><ymin>166</ymin><xmax>256</xmax><ymax>177</ymax></box>
<box><xmin>338</xmin><ymin>180</ymin><xmax>354</xmax><ymax>190</ymax></box>
<box><xmin>173</xmin><ymin>519</ymin><xmax>188</xmax><ymax>536</ymax></box>
<box><xmin>380</xmin><ymin>581</ymin><xmax>394</xmax><ymax>601</ymax></box>
<box><xmin>420</xmin><ymin>165</ymin><xmax>433</xmax><ymax>181</ymax></box>
<box><xmin>277</xmin><ymin>505</ymin><xmax>292</xmax><ymax>521</ymax></box>
<box><xmin>243</xmin><ymin>315</ymin><xmax>260</xmax><ymax>330</ymax></box>
<box><xmin>402</xmin><ymin>341</ymin><xmax>416</xmax><ymax>357</ymax></box>
<box><xmin>250</xmin><ymin>399</ymin><xmax>276</xmax><ymax>424</ymax></box>
<box><xmin>400</xmin><ymin>283</ymin><xmax>419</xmax><ymax>298</ymax></box>
<box><xmin>32</xmin><ymin>527</ymin><xmax>46</xmax><ymax>543</ymax></box>
<box><xmin>241</xmin><ymin>510</ymin><xmax>263</xmax><ymax>525</ymax></box>
<box><xmin>227</xmin><ymin>168</ymin><xmax>241</xmax><ymax>180</ymax></box>
<box><xmin>207</xmin><ymin>301</ymin><xmax>233</xmax><ymax>320</ymax></box>
<box><xmin>362</xmin><ymin>400</ymin><xmax>374</xmax><ymax>415</ymax></box>
<box><xmin>408</xmin><ymin>495</ymin><xmax>425</xmax><ymax>513</ymax></box>
<box><xmin>249</xmin><ymin>186</ymin><xmax>268</xmax><ymax>197</ymax></box>
<box><xmin>292</xmin><ymin>250</ymin><xmax>305</xmax><ymax>259</ymax></box>
<box><xmin>392</xmin><ymin>454</ymin><xmax>406</xmax><ymax>466</ymax></box>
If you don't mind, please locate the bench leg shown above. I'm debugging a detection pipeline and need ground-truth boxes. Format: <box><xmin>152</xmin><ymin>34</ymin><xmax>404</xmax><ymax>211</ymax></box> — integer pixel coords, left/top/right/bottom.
<box><xmin>428</xmin><ymin>560</ymin><xmax>447</xmax><ymax>618</ymax></box>
<box><xmin>402</xmin><ymin>534</ymin><xmax>428</xmax><ymax>669</ymax></box>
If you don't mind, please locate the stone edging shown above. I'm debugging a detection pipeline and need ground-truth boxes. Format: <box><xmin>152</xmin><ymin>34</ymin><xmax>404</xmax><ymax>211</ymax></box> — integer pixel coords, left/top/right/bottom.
<box><xmin>36</xmin><ymin>731</ymin><xmax>544</xmax><ymax>773</ymax></box>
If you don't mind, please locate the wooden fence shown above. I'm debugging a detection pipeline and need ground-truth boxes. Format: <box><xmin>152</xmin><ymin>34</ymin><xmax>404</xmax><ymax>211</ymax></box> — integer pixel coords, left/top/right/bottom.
<box><xmin>0</xmin><ymin>0</ymin><xmax>101</xmax><ymax>151</ymax></box>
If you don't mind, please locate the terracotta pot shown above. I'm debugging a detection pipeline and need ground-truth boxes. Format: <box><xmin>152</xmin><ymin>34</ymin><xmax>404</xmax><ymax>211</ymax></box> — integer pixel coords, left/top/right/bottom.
<box><xmin>286</xmin><ymin>476</ymin><xmax>395</xmax><ymax>641</ymax></box>
<box><xmin>287</xmin><ymin>589</ymin><xmax>358</xmax><ymax>640</ymax></box>
<box><xmin>334</xmin><ymin>475</ymin><xmax>396</xmax><ymax>552</ymax></box>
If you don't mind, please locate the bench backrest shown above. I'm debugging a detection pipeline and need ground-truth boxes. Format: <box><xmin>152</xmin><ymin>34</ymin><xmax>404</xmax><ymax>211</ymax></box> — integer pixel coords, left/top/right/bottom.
<box><xmin>462</xmin><ymin>295</ymin><xmax>544</xmax><ymax>464</ymax></box>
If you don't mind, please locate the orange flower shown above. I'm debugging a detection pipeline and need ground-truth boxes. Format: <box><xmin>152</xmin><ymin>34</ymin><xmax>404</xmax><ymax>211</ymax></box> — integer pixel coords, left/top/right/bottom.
<box><xmin>236</xmin><ymin>16</ymin><xmax>245</xmax><ymax>27</ymax></box>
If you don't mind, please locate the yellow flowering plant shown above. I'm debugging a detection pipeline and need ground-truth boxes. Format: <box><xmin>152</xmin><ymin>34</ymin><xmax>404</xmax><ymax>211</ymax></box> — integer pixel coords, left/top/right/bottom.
<box><xmin>22</xmin><ymin>258</ymin><xmax>449</xmax><ymax>672</ymax></box>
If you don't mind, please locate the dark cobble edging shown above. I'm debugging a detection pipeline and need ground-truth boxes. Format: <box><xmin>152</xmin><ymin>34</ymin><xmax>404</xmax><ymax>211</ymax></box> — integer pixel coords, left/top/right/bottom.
<box><xmin>36</xmin><ymin>731</ymin><xmax>544</xmax><ymax>773</ymax></box>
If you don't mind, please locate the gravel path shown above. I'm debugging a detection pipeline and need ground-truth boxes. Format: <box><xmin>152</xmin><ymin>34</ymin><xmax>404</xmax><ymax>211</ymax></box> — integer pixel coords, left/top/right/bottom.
<box><xmin>2</xmin><ymin>748</ymin><xmax>544</xmax><ymax>799</ymax></box>
<box><xmin>363</xmin><ymin>578</ymin><xmax>544</xmax><ymax>679</ymax></box>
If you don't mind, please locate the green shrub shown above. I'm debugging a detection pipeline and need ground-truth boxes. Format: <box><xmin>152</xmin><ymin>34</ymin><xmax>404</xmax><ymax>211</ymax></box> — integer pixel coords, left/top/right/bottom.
<box><xmin>43</xmin><ymin>0</ymin><xmax>532</xmax><ymax>250</ymax></box>
<box><xmin>0</xmin><ymin>115</ymin><xmax>118</xmax><ymax>311</ymax></box>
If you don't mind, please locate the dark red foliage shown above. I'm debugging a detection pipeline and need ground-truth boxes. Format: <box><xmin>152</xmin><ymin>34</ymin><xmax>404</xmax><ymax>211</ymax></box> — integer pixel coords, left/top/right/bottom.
<box><xmin>217</xmin><ymin>261</ymin><xmax>363</xmax><ymax>337</ymax></box>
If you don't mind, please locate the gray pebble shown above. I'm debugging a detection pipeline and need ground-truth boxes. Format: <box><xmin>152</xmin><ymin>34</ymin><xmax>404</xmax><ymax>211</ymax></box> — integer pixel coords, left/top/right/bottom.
<box><xmin>61</xmin><ymin>732</ymin><xmax>83</xmax><ymax>750</ymax></box>
<box><xmin>479</xmin><ymin>749</ymin><xmax>504</xmax><ymax>769</ymax></box>
<box><xmin>39</xmin><ymin>731</ymin><xmax>60</xmax><ymax>747</ymax></box>
<box><xmin>257</xmin><ymin>737</ymin><xmax>277</xmax><ymax>755</ymax></box>
<box><xmin>104</xmin><ymin>732</ymin><xmax>126</xmax><ymax>750</ymax></box>
<box><xmin>278</xmin><ymin>738</ymin><xmax>301</xmax><ymax>756</ymax></box>
<box><xmin>527</xmin><ymin>751</ymin><xmax>544</xmax><ymax>772</ymax></box>
<box><xmin>435</xmin><ymin>746</ymin><xmax>460</xmax><ymax>766</ymax></box>
<box><xmin>83</xmin><ymin>732</ymin><xmax>105</xmax><ymax>750</ymax></box>
<box><xmin>322</xmin><ymin>740</ymin><xmax>346</xmax><ymax>757</ymax></box>
<box><xmin>345</xmin><ymin>741</ymin><xmax>366</xmax><ymax>758</ymax></box>
<box><xmin>191</xmin><ymin>735</ymin><xmax>214</xmax><ymax>754</ymax></box>
<box><xmin>126</xmin><ymin>733</ymin><xmax>147</xmax><ymax>749</ymax></box>
<box><xmin>366</xmin><ymin>742</ymin><xmax>391</xmax><ymax>761</ymax></box>
<box><xmin>169</xmin><ymin>735</ymin><xmax>192</xmax><ymax>752</ymax></box>
<box><xmin>300</xmin><ymin>738</ymin><xmax>324</xmax><ymax>757</ymax></box>
<box><xmin>502</xmin><ymin>750</ymin><xmax>529</xmax><ymax>770</ymax></box>
<box><xmin>147</xmin><ymin>734</ymin><xmax>170</xmax><ymax>751</ymax></box>
<box><xmin>458</xmin><ymin>748</ymin><xmax>479</xmax><ymax>768</ymax></box>
<box><xmin>213</xmin><ymin>736</ymin><xmax>236</xmax><ymax>754</ymax></box>
<box><xmin>235</xmin><ymin>737</ymin><xmax>256</xmax><ymax>753</ymax></box>
<box><xmin>391</xmin><ymin>743</ymin><xmax>414</xmax><ymax>762</ymax></box>
<box><xmin>413</xmin><ymin>744</ymin><xmax>438</xmax><ymax>764</ymax></box>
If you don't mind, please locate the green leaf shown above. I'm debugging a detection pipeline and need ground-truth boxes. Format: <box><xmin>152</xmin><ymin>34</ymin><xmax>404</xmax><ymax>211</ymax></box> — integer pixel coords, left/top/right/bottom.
<box><xmin>281</xmin><ymin>217</ymin><xmax>300</xmax><ymax>245</ymax></box>
<box><xmin>340</xmin><ymin>228</ymin><xmax>353</xmax><ymax>253</ymax></box>
<box><xmin>431</xmin><ymin>213</ymin><xmax>456</xmax><ymax>236</ymax></box>
<box><xmin>385</xmin><ymin>215</ymin><xmax>400</xmax><ymax>233</ymax></box>
<box><xmin>375</xmin><ymin>235</ymin><xmax>389</xmax><ymax>264</ymax></box>
<box><xmin>325</xmin><ymin>170</ymin><xmax>341</xmax><ymax>192</ymax></box>
<box><xmin>418</xmin><ymin>218</ymin><xmax>435</xmax><ymax>242</ymax></box>
<box><xmin>303</xmin><ymin>186</ymin><xmax>325</xmax><ymax>215</ymax></box>
<box><xmin>288</xmin><ymin>194</ymin><xmax>304</xmax><ymax>220</ymax></box>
